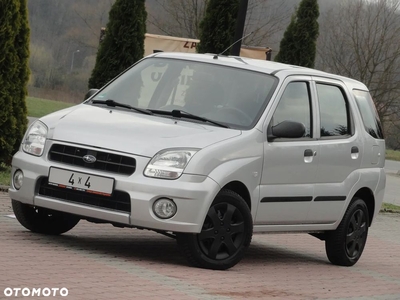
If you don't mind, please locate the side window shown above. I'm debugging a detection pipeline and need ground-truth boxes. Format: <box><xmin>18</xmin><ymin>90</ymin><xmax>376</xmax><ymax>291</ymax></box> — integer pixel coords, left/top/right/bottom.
<box><xmin>317</xmin><ymin>84</ymin><xmax>350</xmax><ymax>138</ymax></box>
<box><xmin>271</xmin><ymin>82</ymin><xmax>312</xmax><ymax>138</ymax></box>
<box><xmin>353</xmin><ymin>90</ymin><xmax>384</xmax><ymax>139</ymax></box>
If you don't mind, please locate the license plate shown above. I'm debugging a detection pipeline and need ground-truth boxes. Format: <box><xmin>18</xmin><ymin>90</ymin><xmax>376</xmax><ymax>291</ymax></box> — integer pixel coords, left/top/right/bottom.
<box><xmin>48</xmin><ymin>167</ymin><xmax>114</xmax><ymax>197</ymax></box>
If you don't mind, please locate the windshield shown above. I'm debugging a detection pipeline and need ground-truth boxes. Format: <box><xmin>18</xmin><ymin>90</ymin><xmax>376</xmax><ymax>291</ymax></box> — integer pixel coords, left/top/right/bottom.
<box><xmin>91</xmin><ymin>57</ymin><xmax>278</xmax><ymax>129</ymax></box>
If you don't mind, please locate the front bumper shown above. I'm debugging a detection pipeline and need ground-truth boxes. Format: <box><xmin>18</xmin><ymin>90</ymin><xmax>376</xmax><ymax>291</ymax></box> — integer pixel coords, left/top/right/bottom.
<box><xmin>9</xmin><ymin>144</ymin><xmax>220</xmax><ymax>233</ymax></box>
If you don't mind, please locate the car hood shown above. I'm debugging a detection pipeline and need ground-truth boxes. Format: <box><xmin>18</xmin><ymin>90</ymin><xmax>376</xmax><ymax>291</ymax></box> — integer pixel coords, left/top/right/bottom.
<box><xmin>42</xmin><ymin>104</ymin><xmax>241</xmax><ymax>157</ymax></box>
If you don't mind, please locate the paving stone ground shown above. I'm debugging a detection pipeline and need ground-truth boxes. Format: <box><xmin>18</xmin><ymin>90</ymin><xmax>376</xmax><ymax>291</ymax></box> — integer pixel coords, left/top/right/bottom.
<box><xmin>0</xmin><ymin>192</ymin><xmax>399</xmax><ymax>300</ymax></box>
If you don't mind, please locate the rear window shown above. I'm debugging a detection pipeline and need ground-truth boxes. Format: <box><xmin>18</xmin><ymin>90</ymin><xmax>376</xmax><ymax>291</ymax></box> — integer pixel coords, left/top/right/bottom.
<box><xmin>353</xmin><ymin>90</ymin><xmax>384</xmax><ymax>139</ymax></box>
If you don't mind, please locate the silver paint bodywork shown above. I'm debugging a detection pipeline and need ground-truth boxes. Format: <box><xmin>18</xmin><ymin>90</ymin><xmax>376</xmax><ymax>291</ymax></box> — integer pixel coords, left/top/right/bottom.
<box><xmin>9</xmin><ymin>52</ymin><xmax>386</xmax><ymax>234</ymax></box>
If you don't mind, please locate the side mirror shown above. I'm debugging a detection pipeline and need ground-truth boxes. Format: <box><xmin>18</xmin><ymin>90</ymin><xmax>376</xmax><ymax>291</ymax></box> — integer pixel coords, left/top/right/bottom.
<box><xmin>84</xmin><ymin>89</ymin><xmax>99</xmax><ymax>100</ymax></box>
<box><xmin>268</xmin><ymin>120</ymin><xmax>306</xmax><ymax>140</ymax></box>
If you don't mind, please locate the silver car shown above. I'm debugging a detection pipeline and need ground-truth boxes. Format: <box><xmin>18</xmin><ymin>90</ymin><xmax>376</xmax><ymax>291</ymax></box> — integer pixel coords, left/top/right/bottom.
<box><xmin>9</xmin><ymin>52</ymin><xmax>386</xmax><ymax>270</ymax></box>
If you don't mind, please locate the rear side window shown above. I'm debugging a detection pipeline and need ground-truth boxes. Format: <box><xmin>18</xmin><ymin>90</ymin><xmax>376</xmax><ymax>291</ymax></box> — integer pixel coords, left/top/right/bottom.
<box><xmin>317</xmin><ymin>84</ymin><xmax>351</xmax><ymax>138</ymax></box>
<box><xmin>353</xmin><ymin>90</ymin><xmax>384</xmax><ymax>139</ymax></box>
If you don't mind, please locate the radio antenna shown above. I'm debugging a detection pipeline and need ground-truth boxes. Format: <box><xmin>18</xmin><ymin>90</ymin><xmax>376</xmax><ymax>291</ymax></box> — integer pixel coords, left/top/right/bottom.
<box><xmin>213</xmin><ymin>31</ymin><xmax>254</xmax><ymax>59</ymax></box>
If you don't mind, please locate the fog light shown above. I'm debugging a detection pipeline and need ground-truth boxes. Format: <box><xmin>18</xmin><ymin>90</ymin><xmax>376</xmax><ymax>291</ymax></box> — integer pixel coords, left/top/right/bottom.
<box><xmin>13</xmin><ymin>170</ymin><xmax>24</xmax><ymax>190</ymax></box>
<box><xmin>153</xmin><ymin>198</ymin><xmax>177</xmax><ymax>219</ymax></box>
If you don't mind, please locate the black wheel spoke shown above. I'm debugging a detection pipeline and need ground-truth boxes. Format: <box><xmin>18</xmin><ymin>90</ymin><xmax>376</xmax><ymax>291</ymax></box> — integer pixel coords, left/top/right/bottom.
<box><xmin>346</xmin><ymin>231</ymin><xmax>356</xmax><ymax>244</ymax></box>
<box><xmin>359</xmin><ymin>223</ymin><xmax>367</xmax><ymax>236</ymax></box>
<box><xmin>349</xmin><ymin>217</ymin><xmax>357</xmax><ymax>231</ymax></box>
<box><xmin>208</xmin><ymin>240</ymin><xmax>222</xmax><ymax>259</ymax></box>
<box><xmin>230</xmin><ymin>221</ymin><xmax>244</xmax><ymax>235</ymax></box>
<box><xmin>207</xmin><ymin>207</ymin><xmax>221</xmax><ymax>226</ymax></box>
<box><xmin>347</xmin><ymin>241</ymin><xmax>356</xmax><ymax>256</ymax></box>
<box><xmin>224</xmin><ymin>238</ymin><xmax>238</xmax><ymax>255</ymax></box>
<box><xmin>223</xmin><ymin>204</ymin><xmax>236</xmax><ymax>224</ymax></box>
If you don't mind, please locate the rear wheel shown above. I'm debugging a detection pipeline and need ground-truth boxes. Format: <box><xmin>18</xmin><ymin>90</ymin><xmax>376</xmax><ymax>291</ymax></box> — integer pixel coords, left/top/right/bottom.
<box><xmin>177</xmin><ymin>189</ymin><xmax>252</xmax><ymax>270</ymax></box>
<box><xmin>12</xmin><ymin>200</ymin><xmax>80</xmax><ymax>235</ymax></box>
<box><xmin>325</xmin><ymin>198</ymin><xmax>369</xmax><ymax>266</ymax></box>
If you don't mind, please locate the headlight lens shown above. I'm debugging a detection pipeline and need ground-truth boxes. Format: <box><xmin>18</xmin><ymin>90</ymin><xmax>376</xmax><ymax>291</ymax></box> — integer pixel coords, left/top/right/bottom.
<box><xmin>144</xmin><ymin>149</ymin><xmax>198</xmax><ymax>179</ymax></box>
<box><xmin>22</xmin><ymin>121</ymin><xmax>48</xmax><ymax>156</ymax></box>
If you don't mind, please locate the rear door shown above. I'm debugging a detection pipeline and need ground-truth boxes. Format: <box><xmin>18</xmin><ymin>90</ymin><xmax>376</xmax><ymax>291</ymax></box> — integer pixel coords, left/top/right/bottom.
<box><xmin>307</xmin><ymin>78</ymin><xmax>362</xmax><ymax>224</ymax></box>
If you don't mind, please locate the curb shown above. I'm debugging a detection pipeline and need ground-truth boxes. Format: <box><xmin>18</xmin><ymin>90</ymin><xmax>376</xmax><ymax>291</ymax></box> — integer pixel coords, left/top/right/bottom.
<box><xmin>0</xmin><ymin>185</ymin><xmax>8</xmax><ymax>193</ymax></box>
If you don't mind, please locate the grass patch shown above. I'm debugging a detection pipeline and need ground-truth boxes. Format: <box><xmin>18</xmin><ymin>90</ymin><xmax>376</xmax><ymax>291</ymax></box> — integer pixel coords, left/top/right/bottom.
<box><xmin>27</xmin><ymin>97</ymin><xmax>75</xmax><ymax>118</ymax></box>
<box><xmin>381</xmin><ymin>202</ymin><xmax>400</xmax><ymax>212</ymax></box>
<box><xmin>0</xmin><ymin>163</ymin><xmax>11</xmax><ymax>187</ymax></box>
<box><xmin>386</xmin><ymin>149</ymin><xmax>400</xmax><ymax>162</ymax></box>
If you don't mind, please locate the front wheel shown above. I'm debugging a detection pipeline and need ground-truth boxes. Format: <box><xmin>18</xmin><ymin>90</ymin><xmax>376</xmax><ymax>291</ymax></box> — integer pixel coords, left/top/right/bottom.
<box><xmin>325</xmin><ymin>198</ymin><xmax>369</xmax><ymax>266</ymax></box>
<box><xmin>12</xmin><ymin>200</ymin><xmax>80</xmax><ymax>235</ymax></box>
<box><xmin>177</xmin><ymin>189</ymin><xmax>253</xmax><ymax>270</ymax></box>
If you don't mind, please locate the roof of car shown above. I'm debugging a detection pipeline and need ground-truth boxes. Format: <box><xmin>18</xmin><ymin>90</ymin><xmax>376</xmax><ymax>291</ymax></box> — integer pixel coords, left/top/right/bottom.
<box><xmin>151</xmin><ymin>52</ymin><xmax>366</xmax><ymax>89</ymax></box>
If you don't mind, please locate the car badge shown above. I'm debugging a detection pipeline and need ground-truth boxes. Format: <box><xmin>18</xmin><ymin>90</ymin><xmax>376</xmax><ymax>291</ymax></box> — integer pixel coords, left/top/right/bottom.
<box><xmin>83</xmin><ymin>154</ymin><xmax>96</xmax><ymax>164</ymax></box>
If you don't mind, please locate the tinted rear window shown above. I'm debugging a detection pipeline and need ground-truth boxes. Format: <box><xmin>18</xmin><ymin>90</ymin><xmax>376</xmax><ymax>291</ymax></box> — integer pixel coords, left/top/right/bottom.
<box><xmin>353</xmin><ymin>90</ymin><xmax>384</xmax><ymax>139</ymax></box>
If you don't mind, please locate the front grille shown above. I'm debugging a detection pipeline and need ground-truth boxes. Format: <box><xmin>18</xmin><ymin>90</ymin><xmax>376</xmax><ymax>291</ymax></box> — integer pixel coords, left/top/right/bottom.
<box><xmin>38</xmin><ymin>178</ymin><xmax>131</xmax><ymax>213</ymax></box>
<box><xmin>49</xmin><ymin>144</ymin><xmax>136</xmax><ymax>175</ymax></box>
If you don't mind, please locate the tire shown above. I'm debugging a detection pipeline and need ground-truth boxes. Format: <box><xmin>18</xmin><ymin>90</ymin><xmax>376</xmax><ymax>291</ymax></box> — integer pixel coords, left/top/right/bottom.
<box><xmin>12</xmin><ymin>200</ymin><xmax>80</xmax><ymax>235</ymax></box>
<box><xmin>325</xmin><ymin>197</ymin><xmax>369</xmax><ymax>266</ymax></box>
<box><xmin>177</xmin><ymin>189</ymin><xmax>253</xmax><ymax>270</ymax></box>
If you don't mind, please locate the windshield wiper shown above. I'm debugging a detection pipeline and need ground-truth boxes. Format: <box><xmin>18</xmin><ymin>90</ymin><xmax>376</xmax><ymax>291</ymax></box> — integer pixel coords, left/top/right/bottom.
<box><xmin>92</xmin><ymin>99</ymin><xmax>153</xmax><ymax>115</ymax></box>
<box><xmin>150</xmin><ymin>109</ymin><xmax>229</xmax><ymax>128</ymax></box>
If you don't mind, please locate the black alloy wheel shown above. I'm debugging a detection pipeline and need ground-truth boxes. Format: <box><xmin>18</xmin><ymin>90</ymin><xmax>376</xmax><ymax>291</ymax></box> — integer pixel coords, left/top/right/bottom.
<box><xmin>177</xmin><ymin>189</ymin><xmax>253</xmax><ymax>270</ymax></box>
<box><xmin>345</xmin><ymin>208</ymin><xmax>367</xmax><ymax>259</ymax></box>
<box><xmin>325</xmin><ymin>198</ymin><xmax>369</xmax><ymax>266</ymax></box>
<box><xmin>198</xmin><ymin>202</ymin><xmax>245</xmax><ymax>260</ymax></box>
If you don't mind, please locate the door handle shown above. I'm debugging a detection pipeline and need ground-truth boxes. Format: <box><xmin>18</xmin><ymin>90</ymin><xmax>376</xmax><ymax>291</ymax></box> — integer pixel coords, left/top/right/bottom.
<box><xmin>304</xmin><ymin>149</ymin><xmax>316</xmax><ymax>157</ymax></box>
<box><xmin>351</xmin><ymin>146</ymin><xmax>359</xmax><ymax>154</ymax></box>
<box><xmin>351</xmin><ymin>146</ymin><xmax>359</xmax><ymax>159</ymax></box>
<box><xmin>304</xmin><ymin>149</ymin><xmax>316</xmax><ymax>163</ymax></box>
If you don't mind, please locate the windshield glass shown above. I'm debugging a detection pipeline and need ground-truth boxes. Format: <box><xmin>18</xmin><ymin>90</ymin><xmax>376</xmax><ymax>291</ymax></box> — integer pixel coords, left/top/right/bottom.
<box><xmin>91</xmin><ymin>57</ymin><xmax>278</xmax><ymax>129</ymax></box>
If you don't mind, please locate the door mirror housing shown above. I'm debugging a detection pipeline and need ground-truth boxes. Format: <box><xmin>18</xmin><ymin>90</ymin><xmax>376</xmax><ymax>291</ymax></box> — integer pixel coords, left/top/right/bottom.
<box><xmin>268</xmin><ymin>120</ymin><xmax>306</xmax><ymax>140</ymax></box>
<box><xmin>84</xmin><ymin>89</ymin><xmax>99</xmax><ymax>101</ymax></box>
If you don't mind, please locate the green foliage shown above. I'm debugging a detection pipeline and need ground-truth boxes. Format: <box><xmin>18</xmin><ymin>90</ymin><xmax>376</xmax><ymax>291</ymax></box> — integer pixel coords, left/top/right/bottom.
<box><xmin>275</xmin><ymin>0</ymin><xmax>319</xmax><ymax>68</ymax></box>
<box><xmin>88</xmin><ymin>0</ymin><xmax>147</xmax><ymax>89</ymax></box>
<box><xmin>0</xmin><ymin>163</ymin><xmax>11</xmax><ymax>187</ymax></box>
<box><xmin>12</xmin><ymin>0</ymin><xmax>29</xmax><ymax>154</ymax></box>
<box><xmin>197</xmin><ymin>0</ymin><xmax>240</xmax><ymax>55</ymax></box>
<box><xmin>0</xmin><ymin>0</ymin><xmax>29</xmax><ymax>165</ymax></box>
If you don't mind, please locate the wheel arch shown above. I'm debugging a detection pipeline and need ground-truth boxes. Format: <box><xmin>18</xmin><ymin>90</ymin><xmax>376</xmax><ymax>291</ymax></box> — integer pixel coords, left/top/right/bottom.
<box><xmin>353</xmin><ymin>187</ymin><xmax>375</xmax><ymax>226</ymax></box>
<box><xmin>222</xmin><ymin>181</ymin><xmax>251</xmax><ymax>211</ymax></box>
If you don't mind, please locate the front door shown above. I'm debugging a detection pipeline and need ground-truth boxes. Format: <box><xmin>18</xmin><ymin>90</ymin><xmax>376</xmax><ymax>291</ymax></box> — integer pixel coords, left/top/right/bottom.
<box><xmin>256</xmin><ymin>78</ymin><xmax>319</xmax><ymax>225</ymax></box>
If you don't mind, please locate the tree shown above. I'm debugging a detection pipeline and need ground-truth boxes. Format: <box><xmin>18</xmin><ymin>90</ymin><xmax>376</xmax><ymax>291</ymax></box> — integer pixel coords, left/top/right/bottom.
<box><xmin>316</xmin><ymin>0</ymin><xmax>400</xmax><ymax>134</ymax></box>
<box><xmin>88</xmin><ymin>0</ymin><xmax>147</xmax><ymax>89</ymax></box>
<box><xmin>275</xmin><ymin>0</ymin><xmax>319</xmax><ymax>68</ymax></box>
<box><xmin>148</xmin><ymin>0</ymin><xmax>292</xmax><ymax>50</ymax></box>
<box><xmin>12</xmin><ymin>0</ymin><xmax>30</xmax><ymax>154</ymax></box>
<box><xmin>196</xmin><ymin>0</ymin><xmax>240</xmax><ymax>54</ymax></box>
<box><xmin>148</xmin><ymin>0</ymin><xmax>208</xmax><ymax>39</ymax></box>
<box><xmin>0</xmin><ymin>0</ymin><xmax>29</xmax><ymax>165</ymax></box>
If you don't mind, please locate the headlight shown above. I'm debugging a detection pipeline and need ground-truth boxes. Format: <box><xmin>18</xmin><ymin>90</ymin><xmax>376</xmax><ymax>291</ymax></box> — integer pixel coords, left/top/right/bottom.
<box><xmin>144</xmin><ymin>149</ymin><xmax>198</xmax><ymax>179</ymax></box>
<box><xmin>22</xmin><ymin>121</ymin><xmax>48</xmax><ymax>156</ymax></box>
